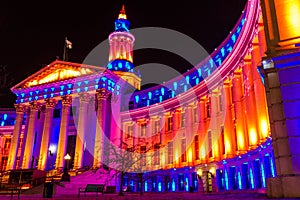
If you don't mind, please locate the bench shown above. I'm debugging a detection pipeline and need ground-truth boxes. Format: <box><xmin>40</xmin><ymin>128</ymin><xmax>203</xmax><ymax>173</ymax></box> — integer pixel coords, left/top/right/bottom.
<box><xmin>0</xmin><ymin>184</ymin><xmax>21</xmax><ymax>200</ymax></box>
<box><xmin>78</xmin><ymin>184</ymin><xmax>105</xmax><ymax>197</ymax></box>
<box><xmin>105</xmin><ymin>186</ymin><xmax>116</xmax><ymax>194</ymax></box>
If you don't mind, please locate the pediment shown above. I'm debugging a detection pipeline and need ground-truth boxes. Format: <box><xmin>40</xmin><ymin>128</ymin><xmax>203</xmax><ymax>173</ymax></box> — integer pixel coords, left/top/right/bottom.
<box><xmin>12</xmin><ymin>60</ymin><xmax>105</xmax><ymax>89</ymax></box>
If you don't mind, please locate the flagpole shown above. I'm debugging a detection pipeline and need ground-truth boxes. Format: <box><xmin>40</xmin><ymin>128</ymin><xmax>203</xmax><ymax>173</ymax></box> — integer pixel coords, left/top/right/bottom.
<box><xmin>63</xmin><ymin>37</ymin><xmax>67</xmax><ymax>61</ymax></box>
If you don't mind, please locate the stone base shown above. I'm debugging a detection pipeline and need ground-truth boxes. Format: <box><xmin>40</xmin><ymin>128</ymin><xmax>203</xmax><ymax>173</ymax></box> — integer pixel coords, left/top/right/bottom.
<box><xmin>267</xmin><ymin>176</ymin><xmax>300</xmax><ymax>198</ymax></box>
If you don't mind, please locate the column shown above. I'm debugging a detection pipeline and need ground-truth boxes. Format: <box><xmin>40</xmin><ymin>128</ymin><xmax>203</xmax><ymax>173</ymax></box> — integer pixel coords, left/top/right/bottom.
<box><xmin>198</xmin><ymin>98</ymin><xmax>207</xmax><ymax>163</ymax></box>
<box><xmin>242</xmin><ymin>59</ymin><xmax>259</xmax><ymax>147</ymax></box>
<box><xmin>93</xmin><ymin>89</ymin><xmax>111</xmax><ymax>168</ymax></box>
<box><xmin>18</xmin><ymin>109</ymin><xmax>30</xmax><ymax>169</ymax></box>
<box><xmin>6</xmin><ymin>104</ymin><xmax>25</xmax><ymax>170</ymax></box>
<box><xmin>38</xmin><ymin>99</ymin><xmax>57</xmax><ymax>171</ymax></box>
<box><xmin>56</xmin><ymin>95</ymin><xmax>72</xmax><ymax>170</ymax></box>
<box><xmin>160</xmin><ymin>113</ymin><xmax>167</xmax><ymax>146</ymax></box>
<box><xmin>22</xmin><ymin>101</ymin><xmax>41</xmax><ymax>169</ymax></box>
<box><xmin>252</xmin><ymin>40</ymin><xmax>270</xmax><ymax>140</ymax></box>
<box><xmin>73</xmin><ymin>93</ymin><xmax>90</xmax><ymax>169</ymax></box>
<box><xmin>231</xmin><ymin>72</ymin><xmax>248</xmax><ymax>153</ymax></box>
<box><xmin>223</xmin><ymin>82</ymin><xmax>236</xmax><ymax>157</ymax></box>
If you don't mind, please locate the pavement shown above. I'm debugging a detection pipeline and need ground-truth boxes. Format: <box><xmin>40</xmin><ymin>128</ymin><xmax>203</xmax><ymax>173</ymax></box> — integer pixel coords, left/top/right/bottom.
<box><xmin>0</xmin><ymin>192</ymin><xmax>297</xmax><ymax>200</ymax></box>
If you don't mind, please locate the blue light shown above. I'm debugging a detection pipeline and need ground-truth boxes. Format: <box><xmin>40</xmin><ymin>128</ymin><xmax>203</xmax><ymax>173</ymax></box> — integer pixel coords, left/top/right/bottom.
<box><xmin>3</xmin><ymin>114</ymin><xmax>7</xmax><ymax>121</ymax></box>
<box><xmin>135</xmin><ymin>95</ymin><xmax>139</xmax><ymax>103</ymax></box>
<box><xmin>159</xmin><ymin>96</ymin><xmax>162</xmax><ymax>102</ymax></box>
<box><xmin>231</xmin><ymin>34</ymin><xmax>236</xmax><ymax>42</ymax></box>
<box><xmin>261</xmin><ymin>163</ymin><xmax>266</xmax><ymax>188</ymax></box>
<box><xmin>67</xmin><ymin>83</ymin><xmax>73</xmax><ymax>88</ymax></box>
<box><xmin>172</xmin><ymin>178</ymin><xmax>175</xmax><ymax>191</ymax></box>
<box><xmin>60</xmin><ymin>91</ymin><xmax>64</xmax><ymax>96</ymax></box>
<box><xmin>67</xmin><ymin>90</ymin><xmax>71</xmax><ymax>95</ymax></box>
<box><xmin>184</xmin><ymin>85</ymin><xmax>187</xmax><ymax>92</ymax></box>
<box><xmin>94</xmin><ymin>85</ymin><xmax>99</xmax><ymax>90</ymax></box>
<box><xmin>145</xmin><ymin>181</ymin><xmax>148</xmax><ymax>192</ymax></box>
<box><xmin>107</xmin><ymin>60</ymin><xmax>134</xmax><ymax>72</ymax></box>
<box><xmin>158</xmin><ymin>181</ymin><xmax>162</xmax><ymax>192</ymax></box>
<box><xmin>221</xmin><ymin>48</ymin><xmax>225</xmax><ymax>57</ymax></box>
<box><xmin>29</xmin><ymin>97</ymin><xmax>32</xmax><ymax>101</ymax></box>
<box><xmin>148</xmin><ymin>92</ymin><xmax>152</xmax><ymax>99</ymax></box>
<box><xmin>249</xmin><ymin>168</ymin><xmax>254</xmax><ymax>189</ymax></box>
<box><xmin>43</xmin><ymin>94</ymin><xmax>47</xmax><ymax>99</ymax></box>
<box><xmin>238</xmin><ymin>171</ymin><xmax>242</xmax><ymax>189</ymax></box>
<box><xmin>77</xmin><ymin>82</ymin><xmax>82</xmax><ymax>86</ymax></box>
<box><xmin>173</xmin><ymin>82</ymin><xmax>177</xmax><ymax>90</ymax></box>
<box><xmin>34</xmin><ymin>96</ymin><xmax>38</xmax><ymax>100</ymax></box>
<box><xmin>186</xmin><ymin>76</ymin><xmax>190</xmax><ymax>84</ymax></box>
<box><xmin>77</xmin><ymin>88</ymin><xmax>81</xmax><ymax>93</ymax></box>
<box><xmin>21</xmin><ymin>93</ymin><xmax>25</xmax><ymax>97</ymax></box>
<box><xmin>114</xmin><ymin>19</ymin><xmax>130</xmax><ymax>32</ymax></box>
<box><xmin>1</xmin><ymin>121</ymin><xmax>4</xmax><ymax>126</ymax></box>
<box><xmin>270</xmin><ymin>156</ymin><xmax>275</xmax><ymax>177</ymax></box>
<box><xmin>84</xmin><ymin>87</ymin><xmax>88</xmax><ymax>92</ymax></box>
<box><xmin>196</xmin><ymin>78</ymin><xmax>199</xmax><ymax>85</ymax></box>
<box><xmin>29</xmin><ymin>92</ymin><xmax>33</xmax><ymax>96</ymax></box>
<box><xmin>60</xmin><ymin>85</ymin><xmax>65</xmax><ymax>90</ymax></box>
<box><xmin>44</xmin><ymin>88</ymin><xmax>48</xmax><ymax>92</ymax></box>
<box><xmin>84</xmin><ymin>80</ymin><xmax>89</xmax><ymax>85</ymax></box>
<box><xmin>185</xmin><ymin>177</ymin><xmax>189</xmax><ymax>191</ymax></box>
<box><xmin>224</xmin><ymin>170</ymin><xmax>229</xmax><ymax>190</ymax></box>
<box><xmin>161</xmin><ymin>88</ymin><xmax>165</xmax><ymax>95</ymax></box>
<box><xmin>35</xmin><ymin>90</ymin><xmax>39</xmax><ymax>94</ymax></box>
<box><xmin>51</xmin><ymin>87</ymin><xmax>55</xmax><ymax>92</ymax></box>
<box><xmin>50</xmin><ymin>93</ymin><xmax>54</xmax><ymax>98</ymax></box>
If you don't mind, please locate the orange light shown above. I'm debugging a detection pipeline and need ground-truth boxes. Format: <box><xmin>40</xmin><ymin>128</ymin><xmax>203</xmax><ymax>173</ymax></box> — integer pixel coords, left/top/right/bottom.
<box><xmin>249</xmin><ymin>128</ymin><xmax>258</xmax><ymax>146</ymax></box>
<box><xmin>261</xmin><ymin>119</ymin><xmax>269</xmax><ymax>139</ymax></box>
<box><xmin>118</xmin><ymin>5</ymin><xmax>127</xmax><ymax>20</ymax></box>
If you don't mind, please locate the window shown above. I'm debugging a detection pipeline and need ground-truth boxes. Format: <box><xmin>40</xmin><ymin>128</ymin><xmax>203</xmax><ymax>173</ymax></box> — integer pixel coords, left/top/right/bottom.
<box><xmin>220</xmin><ymin>126</ymin><xmax>225</xmax><ymax>155</ymax></box>
<box><xmin>154</xmin><ymin>146</ymin><xmax>160</xmax><ymax>165</ymax></box>
<box><xmin>154</xmin><ymin>120</ymin><xmax>160</xmax><ymax>134</ymax></box>
<box><xmin>206</xmin><ymin>102</ymin><xmax>211</xmax><ymax>118</ymax></box>
<box><xmin>181</xmin><ymin>139</ymin><xmax>186</xmax><ymax>162</ymax></box>
<box><xmin>4</xmin><ymin>138</ymin><xmax>11</xmax><ymax>149</ymax></box>
<box><xmin>208</xmin><ymin>130</ymin><xmax>213</xmax><ymax>158</ymax></box>
<box><xmin>194</xmin><ymin>135</ymin><xmax>200</xmax><ymax>160</ymax></box>
<box><xmin>219</xmin><ymin>94</ymin><xmax>223</xmax><ymax>112</ymax></box>
<box><xmin>141</xmin><ymin>123</ymin><xmax>147</xmax><ymax>137</ymax></box>
<box><xmin>37</xmin><ymin>110</ymin><xmax>41</xmax><ymax>119</ymax></box>
<box><xmin>167</xmin><ymin>117</ymin><xmax>173</xmax><ymax>132</ymax></box>
<box><xmin>53</xmin><ymin>109</ymin><xmax>61</xmax><ymax>118</ymax></box>
<box><xmin>168</xmin><ymin>142</ymin><xmax>173</xmax><ymax>164</ymax></box>
<box><xmin>180</xmin><ymin>113</ymin><xmax>185</xmax><ymax>128</ymax></box>
<box><xmin>193</xmin><ymin>107</ymin><xmax>198</xmax><ymax>123</ymax></box>
<box><xmin>127</xmin><ymin>125</ymin><xmax>133</xmax><ymax>138</ymax></box>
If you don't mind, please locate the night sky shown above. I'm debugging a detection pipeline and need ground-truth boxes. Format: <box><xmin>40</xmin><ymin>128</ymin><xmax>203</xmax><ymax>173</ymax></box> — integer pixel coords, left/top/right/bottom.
<box><xmin>0</xmin><ymin>0</ymin><xmax>247</xmax><ymax>107</ymax></box>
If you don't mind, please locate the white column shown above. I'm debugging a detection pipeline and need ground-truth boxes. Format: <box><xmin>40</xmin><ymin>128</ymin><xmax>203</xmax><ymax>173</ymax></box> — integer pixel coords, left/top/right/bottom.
<box><xmin>6</xmin><ymin>104</ymin><xmax>26</xmax><ymax>170</ymax></box>
<box><xmin>22</xmin><ymin>101</ymin><xmax>41</xmax><ymax>169</ymax></box>
<box><xmin>56</xmin><ymin>95</ymin><xmax>72</xmax><ymax>170</ymax></box>
<box><xmin>74</xmin><ymin>93</ymin><xmax>90</xmax><ymax>169</ymax></box>
<box><xmin>38</xmin><ymin>99</ymin><xmax>57</xmax><ymax>171</ymax></box>
<box><xmin>93</xmin><ymin>89</ymin><xmax>111</xmax><ymax>168</ymax></box>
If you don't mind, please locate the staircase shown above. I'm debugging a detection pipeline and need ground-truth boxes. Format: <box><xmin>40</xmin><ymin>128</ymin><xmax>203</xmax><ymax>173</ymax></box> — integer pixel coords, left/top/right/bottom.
<box><xmin>55</xmin><ymin>168</ymin><xmax>116</xmax><ymax>195</ymax></box>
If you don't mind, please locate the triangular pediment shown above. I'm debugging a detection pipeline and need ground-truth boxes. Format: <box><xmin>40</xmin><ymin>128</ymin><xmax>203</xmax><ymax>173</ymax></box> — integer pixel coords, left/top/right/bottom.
<box><xmin>12</xmin><ymin>60</ymin><xmax>105</xmax><ymax>89</ymax></box>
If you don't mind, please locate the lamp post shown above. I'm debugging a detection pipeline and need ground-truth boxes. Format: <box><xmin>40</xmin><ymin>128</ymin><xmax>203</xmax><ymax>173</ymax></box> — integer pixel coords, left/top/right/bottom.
<box><xmin>48</xmin><ymin>145</ymin><xmax>56</xmax><ymax>170</ymax></box>
<box><xmin>64</xmin><ymin>154</ymin><xmax>71</xmax><ymax>170</ymax></box>
<box><xmin>61</xmin><ymin>154</ymin><xmax>71</xmax><ymax>182</ymax></box>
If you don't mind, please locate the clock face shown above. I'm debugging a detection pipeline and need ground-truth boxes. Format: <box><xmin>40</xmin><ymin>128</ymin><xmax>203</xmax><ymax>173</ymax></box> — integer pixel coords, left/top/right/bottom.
<box><xmin>115</xmin><ymin>19</ymin><xmax>130</xmax><ymax>32</ymax></box>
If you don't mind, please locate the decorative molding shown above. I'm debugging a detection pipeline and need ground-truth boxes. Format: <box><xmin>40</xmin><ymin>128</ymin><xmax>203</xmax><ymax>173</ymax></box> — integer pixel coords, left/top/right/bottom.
<box><xmin>45</xmin><ymin>98</ymin><xmax>58</xmax><ymax>108</ymax></box>
<box><xmin>14</xmin><ymin>104</ymin><xmax>26</xmax><ymax>113</ymax></box>
<box><xmin>96</xmin><ymin>88</ymin><xmax>111</xmax><ymax>100</ymax></box>
<box><xmin>62</xmin><ymin>95</ymin><xmax>72</xmax><ymax>106</ymax></box>
<box><xmin>79</xmin><ymin>92</ymin><xmax>90</xmax><ymax>102</ymax></box>
<box><xmin>29</xmin><ymin>101</ymin><xmax>42</xmax><ymax>111</ymax></box>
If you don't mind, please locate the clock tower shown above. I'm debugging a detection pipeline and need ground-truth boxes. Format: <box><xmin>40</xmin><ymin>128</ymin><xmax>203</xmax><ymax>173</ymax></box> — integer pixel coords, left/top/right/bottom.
<box><xmin>107</xmin><ymin>5</ymin><xmax>141</xmax><ymax>90</ymax></box>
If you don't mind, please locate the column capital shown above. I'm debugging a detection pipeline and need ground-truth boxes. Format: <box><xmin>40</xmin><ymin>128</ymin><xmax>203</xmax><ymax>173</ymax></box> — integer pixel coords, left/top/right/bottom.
<box><xmin>79</xmin><ymin>92</ymin><xmax>91</xmax><ymax>102</ymax></box>
<box><xmin>62</xmin><ymin>95</ymin><xmax>72</xmax><ymax>106</ymax></box>
<box><xmin>14</xmin><ymin>104</ymin><xmax>26</xmax><ymax>113</ymax></box>
<box><xmin>96</xmin><ymin>88</ymin><xmax>111</xmax><ymax>101</ymax></box>
<box><xmin>45</xmin><ymin>98</ymin><xmax>57</xmax><ymax>108</ymax></box>
<box><xmin>29</xmin><ymin>101</ymin><xmax>42</xmax><ymax>111</ymax></box>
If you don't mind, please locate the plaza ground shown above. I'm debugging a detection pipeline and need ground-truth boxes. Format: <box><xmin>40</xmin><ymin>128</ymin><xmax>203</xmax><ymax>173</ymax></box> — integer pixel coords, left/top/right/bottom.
<box><xmin>0</xmin><ymin>191</ymin><xmax>297</xmax><ymax>200</ymax></box>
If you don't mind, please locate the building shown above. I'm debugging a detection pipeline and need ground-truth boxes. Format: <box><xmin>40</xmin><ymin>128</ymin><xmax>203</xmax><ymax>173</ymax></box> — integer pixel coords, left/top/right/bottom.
<box><xmin>0</xmin><ymin>0</ymin><xmax>299</xmax><ymax>198</ymax></box>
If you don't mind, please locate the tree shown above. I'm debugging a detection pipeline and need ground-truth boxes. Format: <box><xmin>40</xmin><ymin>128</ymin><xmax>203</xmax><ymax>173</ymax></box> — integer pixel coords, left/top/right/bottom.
<box><xmin>101</xmin><ymin>138</ymin><xmax>154</xmax><ymax>196</ymax></box>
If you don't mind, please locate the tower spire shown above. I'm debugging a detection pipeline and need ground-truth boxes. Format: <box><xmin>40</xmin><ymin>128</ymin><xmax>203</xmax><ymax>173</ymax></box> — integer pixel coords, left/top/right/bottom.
<box><xmin>118</xmin><ymin>5</ymin><xmax>127</xmax><ymax>20</ymax></box>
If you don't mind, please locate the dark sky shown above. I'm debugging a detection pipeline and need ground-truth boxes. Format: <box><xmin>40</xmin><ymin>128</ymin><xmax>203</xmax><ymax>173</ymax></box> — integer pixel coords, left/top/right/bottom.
<box><xmin>0</xmin><ymin>0</ymin><xmax>247</xmax><ymax>107</ymax></box>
